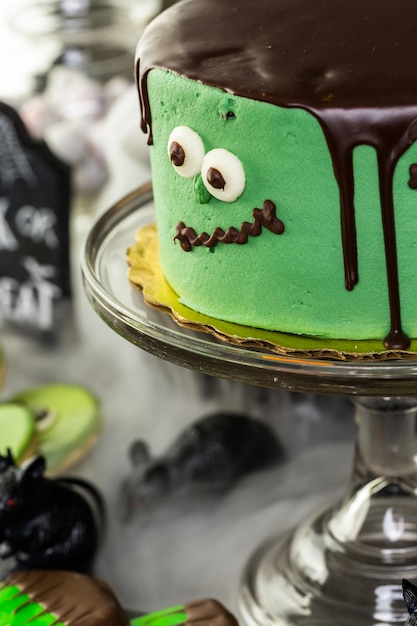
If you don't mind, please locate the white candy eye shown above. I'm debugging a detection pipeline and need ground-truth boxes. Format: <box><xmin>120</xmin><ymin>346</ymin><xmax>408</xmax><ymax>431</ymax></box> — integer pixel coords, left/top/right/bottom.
<box><xmin>167</xmin><ymin>126</ymin><xmax>205</xmax><ymax>178</ymax></box>
<box><xmin>201</xmin><ymin>148</ymin><xmax>245</xmax><ymax>202</ymax></box>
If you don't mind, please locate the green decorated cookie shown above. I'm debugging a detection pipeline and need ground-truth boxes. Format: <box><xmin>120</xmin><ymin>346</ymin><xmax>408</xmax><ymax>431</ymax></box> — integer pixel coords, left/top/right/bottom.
<box><xmin>10</xmin><ymin>384</ymin><xmax>102</xmax><ymax>473</ymax></box>
<box><xmin>131</xmin><ymin>605</ymin><xmax>186</xmax><ymax>626</ymax></box>
<box><xmin>132</xmin><ymin>599</ymin><xmax>238</xmax><ymax>626</ymax></box>
<box><xmin>0</xmin><ymin>571</ymin><xmax>238</xmax><ymax>626</ymax></box>
<box><xmin>0</xmin><ymin>583</ymin><xmax>65</xmax><ymax>626</ymax></box>
<box><xmin>0</xmin><ymin>571</ymin><xmax>129</xmax><ymax>626</ymax></box>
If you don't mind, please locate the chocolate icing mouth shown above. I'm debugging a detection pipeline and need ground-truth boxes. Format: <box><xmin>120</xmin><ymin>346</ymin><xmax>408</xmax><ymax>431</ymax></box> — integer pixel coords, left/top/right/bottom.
<box><xmin>174</xmin><ymin>200</ymin><xmax>284</xmax><ymax>251</ymax></box>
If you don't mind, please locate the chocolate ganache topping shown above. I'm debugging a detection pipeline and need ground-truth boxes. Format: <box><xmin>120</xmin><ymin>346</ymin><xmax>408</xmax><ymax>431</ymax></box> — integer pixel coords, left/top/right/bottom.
<box><xmin>136</xmin><ymin>0</ymin><xmax>417</xmax><ymax>350</ymax></box>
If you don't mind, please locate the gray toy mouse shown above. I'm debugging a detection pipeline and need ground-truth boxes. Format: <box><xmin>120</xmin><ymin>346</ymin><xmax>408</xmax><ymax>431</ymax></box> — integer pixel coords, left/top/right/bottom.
<box><xmin>123</xmin><ymin>411</ymin><xmax>284</xmax><ymax>514</ymax></box>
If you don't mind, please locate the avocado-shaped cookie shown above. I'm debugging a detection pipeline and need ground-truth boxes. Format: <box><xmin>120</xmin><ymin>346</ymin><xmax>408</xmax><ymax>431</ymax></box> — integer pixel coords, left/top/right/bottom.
<box><xmin>10</xmin><ymin>384</ymin><xmax>102</xmax><ymax>474</ymax></box>
<box><xmin>0</xmin><ymin>570</ymin><xmax>129</xmax><ymax>626</ymax></box>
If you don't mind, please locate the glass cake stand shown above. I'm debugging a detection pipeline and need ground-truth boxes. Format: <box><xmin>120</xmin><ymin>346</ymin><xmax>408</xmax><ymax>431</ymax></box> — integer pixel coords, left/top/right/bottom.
<box><xmin>81</xmin><ymin>183</ymin><xmax>417</xmax><ymax>626</ymax></box>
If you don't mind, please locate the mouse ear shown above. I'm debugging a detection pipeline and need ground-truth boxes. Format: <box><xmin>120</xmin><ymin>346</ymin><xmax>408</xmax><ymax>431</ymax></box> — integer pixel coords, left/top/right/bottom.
<box><xmin>129</xmin><ymin>440</ymin><xmax>151</xmax><ymax>467</ymax></box>
<box><xmin>22</xmin><ymin>455</ymin><xmax>46</xmax><ymax>480</ymax></box>
<box><xmin>0</xmin><ymin>449</ymin><xmax>14</xmax><ymax>472</ymax></box>
<box><xmin>403</xmin><ymin>579</ymin><xmax>417</xmax><ymax>615</ymax></box>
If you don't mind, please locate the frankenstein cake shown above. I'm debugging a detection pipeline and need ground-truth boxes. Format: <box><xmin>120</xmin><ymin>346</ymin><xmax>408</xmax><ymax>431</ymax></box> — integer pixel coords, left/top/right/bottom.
<box><xmin>134</xmin><ymin>0</ymin><xmax>417</xmax><ymax>351</ymax></box>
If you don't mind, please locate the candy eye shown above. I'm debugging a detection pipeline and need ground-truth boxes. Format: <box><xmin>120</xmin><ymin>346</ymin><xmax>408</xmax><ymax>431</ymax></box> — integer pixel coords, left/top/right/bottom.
<box><xmin>167</xmin><ymin>126</ymin><xmax>205</xmax><ymax>178</ymax></box>
<box><xmin>201</xmin><ymin>148</ymin><xmax>246</xmax><ymax>202</ymax></box>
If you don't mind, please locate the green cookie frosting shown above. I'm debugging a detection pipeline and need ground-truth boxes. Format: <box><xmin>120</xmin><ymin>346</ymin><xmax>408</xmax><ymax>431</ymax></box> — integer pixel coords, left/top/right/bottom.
<box><xmin>146</xmin><ymin>68</ymin><xmax>417</xmax><ymax>342</ymax></box>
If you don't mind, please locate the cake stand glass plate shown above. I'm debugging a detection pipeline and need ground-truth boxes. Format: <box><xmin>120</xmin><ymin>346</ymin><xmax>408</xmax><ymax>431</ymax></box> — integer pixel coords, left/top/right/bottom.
<box><xmin>81</xmin><ymin>184</ymin><xmax>417</xmax><ymax>626</ymax></box>
<box><xmin>81</xmin><ymin>183</ymin><xmax>417</xmax><ymax>397</ymax></box>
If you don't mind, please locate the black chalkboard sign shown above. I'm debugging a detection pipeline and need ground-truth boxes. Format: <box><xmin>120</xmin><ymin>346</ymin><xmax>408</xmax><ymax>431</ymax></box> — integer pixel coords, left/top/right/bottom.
<box><xmin>0</xmin><ymin>101</ymin><xmax>71</xmax><ymax>334</ymax></box>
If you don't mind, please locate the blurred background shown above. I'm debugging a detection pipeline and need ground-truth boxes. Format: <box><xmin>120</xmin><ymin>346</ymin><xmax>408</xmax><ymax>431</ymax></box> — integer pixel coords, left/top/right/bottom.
<box><xmin>0</xmin><ymin>0</ymin><xmax>355</xmax><ymax>617</ymax></box>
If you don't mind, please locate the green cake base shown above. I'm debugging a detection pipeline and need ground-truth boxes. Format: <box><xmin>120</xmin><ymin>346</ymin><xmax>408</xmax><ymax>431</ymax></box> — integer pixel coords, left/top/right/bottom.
<box><xmin>127</xmin><ymin>224</ymin><xmax>417</xmax><ymax>362</ymax></box>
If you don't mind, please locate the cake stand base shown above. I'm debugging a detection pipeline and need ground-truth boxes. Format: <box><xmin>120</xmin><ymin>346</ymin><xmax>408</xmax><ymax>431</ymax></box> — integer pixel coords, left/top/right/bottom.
<box><xmin>239</xmin><ymin>396</ymin><xmax>417</xmax><ymax>626</ymax></box>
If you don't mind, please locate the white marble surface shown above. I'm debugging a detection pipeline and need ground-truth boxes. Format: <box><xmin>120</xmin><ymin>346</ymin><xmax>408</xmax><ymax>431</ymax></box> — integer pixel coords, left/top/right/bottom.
<box><xmin>0</xmin><ymin>293</ymin><xmax>355</xmax><ymax>614</ymax></box>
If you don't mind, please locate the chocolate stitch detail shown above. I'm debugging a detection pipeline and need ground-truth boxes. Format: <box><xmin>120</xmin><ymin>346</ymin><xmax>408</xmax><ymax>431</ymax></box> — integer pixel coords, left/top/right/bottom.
<box><xmin>174</xmin><ymin>200</ymin><xmax>284</xmax><ymax>251</ymax></box>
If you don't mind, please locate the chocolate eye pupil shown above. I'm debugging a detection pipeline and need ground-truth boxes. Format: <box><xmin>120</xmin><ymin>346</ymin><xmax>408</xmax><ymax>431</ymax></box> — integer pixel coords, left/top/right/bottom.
<box><xmin>170</xmin><ymin>141</ymin><xmax>186</xmax><ymax>167</ymax></box>
<box><xmin>207</xmin><ymin>167</ymin><xmax>226</xmax><ymax>190</ymax></box>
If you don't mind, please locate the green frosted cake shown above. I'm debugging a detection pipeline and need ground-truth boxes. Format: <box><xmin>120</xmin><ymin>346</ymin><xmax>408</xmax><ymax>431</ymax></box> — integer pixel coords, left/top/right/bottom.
<box><xmin>134</xmin><ymin>0</ymin><xmax>417</xmax><ymax>351</ymax></box>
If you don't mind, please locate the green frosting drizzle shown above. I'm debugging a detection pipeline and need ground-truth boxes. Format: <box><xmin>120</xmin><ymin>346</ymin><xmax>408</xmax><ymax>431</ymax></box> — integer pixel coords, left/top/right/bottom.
<box><xmin>131</xmin><ymin>605</ymin><xmax>186</xmax><ymax>626</ymax></box>
<box><xmin>0</xmin><ymin>585</ymin><xmax>65</xmax><ymax>626</ymax></box>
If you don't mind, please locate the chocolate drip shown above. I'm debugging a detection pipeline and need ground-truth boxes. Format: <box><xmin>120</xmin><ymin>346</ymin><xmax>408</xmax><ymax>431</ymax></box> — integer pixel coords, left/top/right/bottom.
<box><xmin>174</xmin><ymin>199</ymin><xmax>284</xmax><ymax>251</ymax></box>
<box><xmin>315</xmin><ymin>125</ymin><xmax>358</xmax><ymax>292</ymax></box>
<box><xmin>409</xmin><ymin>164</ymin><xmax>417</xmax><ymax>189</ymax></box>
<box><xmin>137</xmin><ymin>0</ymin><xmax>417</xmax><ymax>348</ymax></box>
<box><xmin>315</xmin><ymin>108</ymin><xmax>417</xmax><ymax>349</ymax></box>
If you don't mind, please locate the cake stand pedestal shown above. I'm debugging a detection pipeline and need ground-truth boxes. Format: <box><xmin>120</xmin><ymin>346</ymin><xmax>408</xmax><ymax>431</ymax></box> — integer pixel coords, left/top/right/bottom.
<box><xmin>240</xmin><ymin>395</ymin><xmax>417</xmax><ymax>626</ymax></box>
<box><xmin>81</xmin><ymin>184</ymin><xmax>417</xmax><ymax>626</ymax></box>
